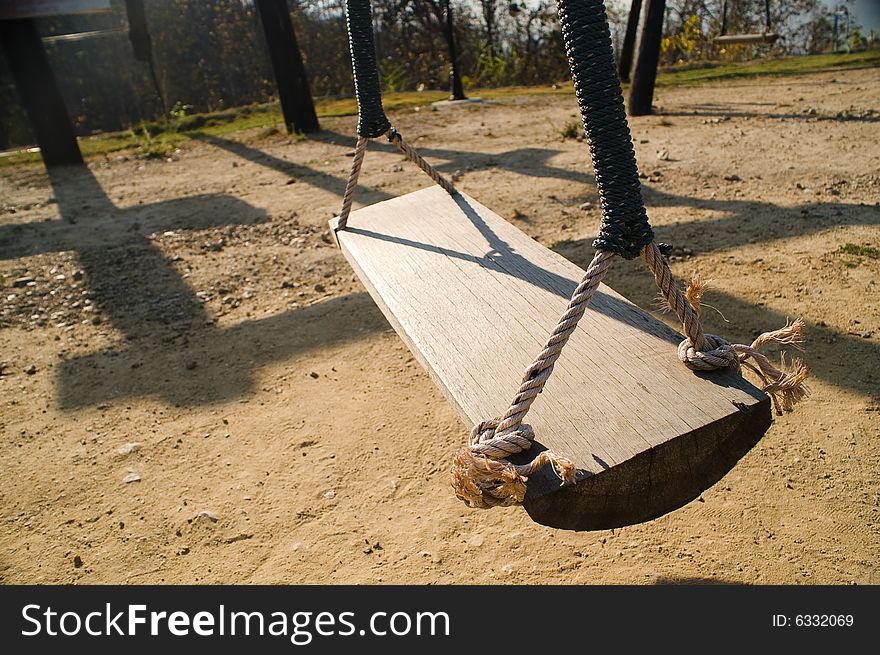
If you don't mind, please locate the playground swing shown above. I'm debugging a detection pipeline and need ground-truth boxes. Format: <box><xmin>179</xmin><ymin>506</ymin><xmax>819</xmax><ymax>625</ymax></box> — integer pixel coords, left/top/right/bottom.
<box><xmin>714</xmin><ymin>0</ymin><xmax>780</xmax><ymax>46</ymax></box>
<box><xmin>331</xmin><ymin>0</ymin><xmax>808</xmax><ymax>531</ymax></box>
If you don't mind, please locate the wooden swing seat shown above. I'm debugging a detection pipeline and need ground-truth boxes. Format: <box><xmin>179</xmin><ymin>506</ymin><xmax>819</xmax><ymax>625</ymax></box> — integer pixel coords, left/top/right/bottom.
<box><xmin>714</xmin><ymin>33</ymin><xmax>780</xmax><ymax>45</ymax></box>
<box><xmin>331</xmin><ymin>186</ymin><xmax>771</xmax><ymax>531</ymax></box>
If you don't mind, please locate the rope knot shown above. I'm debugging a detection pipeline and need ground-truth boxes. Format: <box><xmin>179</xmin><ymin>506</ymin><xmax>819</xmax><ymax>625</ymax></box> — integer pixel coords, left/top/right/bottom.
<box><xmin>450</xmin><ymin>418</ymin><xmax>576</xmax><ymax>509</ymax></box>
<box><xmin>677</xmin><ymin>333</ymin><xmax>740</xmax><ymax>371</ymax></box>
<box><xmin>675</xmin><ymin>272</ymin><xmax>811</xmax><ymax>416</ymax></box>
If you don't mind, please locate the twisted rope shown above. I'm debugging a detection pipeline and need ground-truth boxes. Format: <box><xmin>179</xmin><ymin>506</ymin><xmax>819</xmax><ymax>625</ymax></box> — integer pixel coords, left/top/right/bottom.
<box><xmin>453</xmin><ymin>242</ymin><xmax>810</xmax><ymax>509</ymax></box>
<box><xmin>336</xmin><ymin>136</ymin><xmax>368</xmax><ymax>231</ymax></box>
<box><xmin>642</xmin><ymin>242</ymin><xmax>810</xmax><ymax>415</ymax></box>
<box><xmin>387</xmin><ymin>128</ymin><xmax>456</xmax><ymax>195</ymax></box>
<box><xmin>451</xmin><ymin>250</ymin><xmax>612</xmax><ymax>508</ymax></box>
<box><xmin>335</xmin><ymin>128</ymin><xmax>456</xmax><ymax>232</ymax></box>
<box><xmin>345</xmin><ymin>0</ymin><xmax>391</xmax><ymax>138</ymax></box>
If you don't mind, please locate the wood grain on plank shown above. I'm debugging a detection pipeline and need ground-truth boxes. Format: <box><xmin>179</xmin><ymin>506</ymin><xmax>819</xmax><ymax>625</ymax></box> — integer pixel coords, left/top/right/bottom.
<box><xmin>332</xmin><ymin>186</ymin><xmax>770</xmax><ymax>530</ymax></box>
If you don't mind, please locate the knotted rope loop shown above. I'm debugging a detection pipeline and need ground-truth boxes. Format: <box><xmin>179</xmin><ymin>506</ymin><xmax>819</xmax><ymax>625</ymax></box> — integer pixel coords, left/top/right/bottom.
<box><xmin>451</xmin><ymin>418</ymin><xmax>576</xmax><ymax>509</ymax></box>
<box><xmin>451</xmin><ymin>250</ymin><xmax>613</xmax><ymax>509</ymax></box>
<box><xmin>468</xmin><ymin>418</ymin><xmax>534</xmax><ymax>454</ymax></box>
<box><xmin>677</xmin><ymin>333</ymin><xmax>740</xmax><ymax>371</ymax></box>
<box><xmin>643</xmin><ymin>242</ymin><xmax>810</xmax><ymax>415</ymax></box>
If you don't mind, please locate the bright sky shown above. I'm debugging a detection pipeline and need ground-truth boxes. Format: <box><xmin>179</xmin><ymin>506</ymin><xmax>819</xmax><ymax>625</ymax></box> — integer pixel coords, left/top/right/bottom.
<box><xmin>822</xmin><ymin>0</ymin><xmax>880</xmax><ymax>33</ymax></box>
<box><xmin>607</xmin><ymin>1</ymin><xmax>880</xmax><ymax>34</ymax></box>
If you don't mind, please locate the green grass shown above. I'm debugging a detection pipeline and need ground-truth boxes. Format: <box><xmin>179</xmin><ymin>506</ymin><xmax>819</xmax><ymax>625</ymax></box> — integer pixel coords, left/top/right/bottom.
<box><xmin>2</xmin><ymin>50</ymin><xmax>877</xmax><ymax>169</ymax></box>
<box><xmin>560</xmin><ymin>120</ymin><xmax>581</xmax><ymax>139</ymax></box>
<box><xmin>656</xmin><ymin>49</ymin><xmax>880</xmax><ymax>87</ymax></box>
<box><xmin>838</xmin><ymin>243</ymin><xmax>880</xmax><ymax>259</ymax></box>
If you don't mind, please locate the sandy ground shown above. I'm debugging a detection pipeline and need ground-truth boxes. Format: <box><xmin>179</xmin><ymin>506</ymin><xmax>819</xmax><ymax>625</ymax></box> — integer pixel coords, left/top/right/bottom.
<box><xmin>1</xmin><ymin>67</ymin><xmax>878</xmax><ymax>584</ymax></box>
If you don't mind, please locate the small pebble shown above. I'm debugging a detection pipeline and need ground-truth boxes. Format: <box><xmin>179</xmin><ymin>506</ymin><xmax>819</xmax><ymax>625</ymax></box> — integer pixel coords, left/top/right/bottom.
<box><xmin>419</xmin><ymin>550</ymin><xmax>443</xmax><ymax>564</ymax></box>
<box><xmin>323</xmin><ymin>489</ymin><xmax>336</xmax><ymax>499</ymax></box>
<box><xmin>116</xmin><ymin>442</ymin><xmax>141</xmax><ymax>456</ymax></box>
<box><xmin>25</xmin><ymin>364</ymin><xmax>37</xmax><ymax>375</ymax></box>
<box><xmin>122</xmin><ymin>472</ymin><xmax>141</xmax><ymax>484</ymax></box>
<box><xmin>197</xmin><ymin>510</ymin><xmax>219</xmax><ymax>522</ymax></box>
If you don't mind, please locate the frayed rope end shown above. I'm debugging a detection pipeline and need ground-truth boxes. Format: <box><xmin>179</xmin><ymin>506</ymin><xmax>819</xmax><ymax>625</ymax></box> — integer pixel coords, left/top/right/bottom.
<box><xmin>685</xmin><ymin>272</ymin><xmax>712</xmax><ymax>318</ymax></box>
<box><xmin>450</xmin><ymin>446</ymin><xmax>576</xmax><ymax>510</ymax></box>
<box><xmin>736</xmin><ymin>318</ymin><xmax>811</xmax><ymax>415</ymax></box>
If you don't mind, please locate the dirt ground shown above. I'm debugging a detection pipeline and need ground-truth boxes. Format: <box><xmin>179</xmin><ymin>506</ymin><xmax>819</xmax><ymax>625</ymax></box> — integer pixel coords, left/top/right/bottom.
<box><xmin>1</xmin><ymin>67</ymin><xmax>878</xmax><ymax>584</ymax></box>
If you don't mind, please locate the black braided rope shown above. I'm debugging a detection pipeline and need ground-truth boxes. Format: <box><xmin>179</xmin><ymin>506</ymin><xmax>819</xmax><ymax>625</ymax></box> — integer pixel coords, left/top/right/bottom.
<box><xmin>345</xmin><ymin>0</ymin><xmax>391</xmax><ymax>138</ymax></box>
<box><xmin>557</xmin><ymin>0</ymin><xmax>654</xmax><ymax>259</ymax></box>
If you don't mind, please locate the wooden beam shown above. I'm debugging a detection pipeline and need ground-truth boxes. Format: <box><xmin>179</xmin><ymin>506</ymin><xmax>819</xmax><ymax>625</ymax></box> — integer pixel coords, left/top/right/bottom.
<box><xmin>0</xmin><ymin>18</ymin><xmax>83</xmax><ymax>167</ymax></box>
<box><xmin>332</xmin><ymin>187</ymin><xmax>771</xmax><ymax>530</ymax></box>
<box><xmin>0</xmin><ymin>0</ymin><xmax>110</xmax><ymax>20</ymax></box>
<box><xmin>255</xmin><ymin>0</ymin><xmax>319</xmax><ymax>134</ymax></box>
<box><xmin>628</xmin><ymin>0</ymin><xmax>665</xmax><ymax>117</ymax></box>
<box><xmin>715</xmin><ymin>33</ymin><xmax>780</xmax><ymax>45</ymax></box>
<box><xmin>617</xmin><ymin>0</ymin><xmax>642</xmax><ymax>83</ymax></box>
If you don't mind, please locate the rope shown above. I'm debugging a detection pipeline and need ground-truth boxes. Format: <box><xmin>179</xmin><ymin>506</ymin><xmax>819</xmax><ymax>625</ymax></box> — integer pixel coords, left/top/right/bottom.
<box><xmin>333</xmin><ymin>1</ymin><xmax>810</xmax><ymax>512</ymax></box>
<box><xmin>453</xmin><ymin>243</ymin><xmax>810</xmax><ymax>509</ymax></box>
<box><xmin>335</xmin><ymin>128</ymin><xmax>455</xmax><ymax>232</ymax></box>
<box><xmin>451</xmin><ymin>250</ymin><xmax>612</xmax><ymax>508</ymax></box>
<box><xmin>345</xmin><ymin>0</ymin><xmax>391</xmax><ymax>138</ymax></box>
<box><xmin>335</xmin><ymin>136</ymin><xmax>368</xmax><ymax>231</ymax></box>
<box><xmin>641</xmin><ymin>242</ymin><xmax>810</xmax><ymax>415</ymax></box>
<box><xmin>388</xmin><ymin>129</ymin><xmax>456</xmax><ymax>195</ymax></box>
<box><xmin>558</xmin><ymin>0</ymin><xmax>654</xmax><ymax>259</ymax></box>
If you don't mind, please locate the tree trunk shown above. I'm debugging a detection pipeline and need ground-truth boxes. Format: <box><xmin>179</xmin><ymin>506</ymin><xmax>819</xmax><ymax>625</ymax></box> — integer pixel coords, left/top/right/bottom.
<box><xmin>255</xmin><ymin>0</ymin><xmax>319</xmax><ymax>133</ymax></box>
<box><xmin>617</xmin><ymin>0</ymin><xmax>642</xmax><ymax>82</ymax></box>
<box><xmin>628</xmin><ymin>0</ymin><xmax>665</xmax><ymax>116</ymax></box>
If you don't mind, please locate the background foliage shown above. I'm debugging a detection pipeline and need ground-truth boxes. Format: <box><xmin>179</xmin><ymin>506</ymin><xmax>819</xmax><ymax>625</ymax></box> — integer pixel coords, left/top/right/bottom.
<box><xmin>0</xmin><ymin>0</ymin><xmax>864</xmax><ymax>148</ymax></box>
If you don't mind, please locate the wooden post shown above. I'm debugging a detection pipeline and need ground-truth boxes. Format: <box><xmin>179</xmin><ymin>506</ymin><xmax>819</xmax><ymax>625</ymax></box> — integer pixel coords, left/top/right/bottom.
<box><xmin>0</xmin><ymin>17</ymin><xmax>83</xmax><ymax>166</ymax></box>
<box><xmin>123</xmin><ymin>0</ymin><xmax>165</xmax><ymax>115</ymax></box>
<box><xmin>443</xmin><ymin>0</ymin><xmax>466</xmax><ymax>100</ymax></box>
<box><xmin>617</xmin><ymin>0</ymin><xmax>642</xmax><ymax>82</ymax></box>
<box><xmin>627</xmin><ymin>0</ymin><xmax>665</xmax><ymax>117</ymax></box>
<box><xmin>255</xmin><ymin>0</ymin><xmax>319</xmax><ymax>134</ymax></box>
<box><xmin>720</xmin><ymin>0</ymin><xmax>728</xmax><ymax>36</ymax></box>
